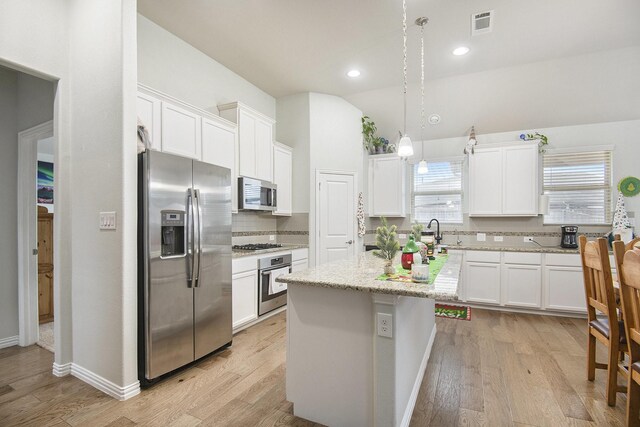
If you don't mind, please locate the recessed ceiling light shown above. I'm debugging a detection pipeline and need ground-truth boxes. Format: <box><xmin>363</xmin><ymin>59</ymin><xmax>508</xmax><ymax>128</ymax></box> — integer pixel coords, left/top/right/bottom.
<box><xmin>346</xmin><ymin>69</ymin><xmax>361</xmax><ymax>78</ymax></box>
<box><xmin>452</xmin><ymin>46</ymin><xmax>470</xmax><ymax>56</ymax></box>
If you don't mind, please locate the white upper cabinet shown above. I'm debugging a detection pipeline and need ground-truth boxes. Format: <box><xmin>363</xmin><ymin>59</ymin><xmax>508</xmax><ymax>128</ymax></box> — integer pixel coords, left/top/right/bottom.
<box><xmin>368</xmin><ymin>155</ymin><xmax>406</xmax><ymax>217</ymax></box>
<box><xmin>161</xmin><ymin>103</ymin><xmax>202</xmax><ymax>159</ymax></box>
<box><xmin>218</xmin><ymin>102</ymin><xmax>275</xmax><ymax>182</ymax></box>
<box><xmin>202</xmin><ymin>117</ymin><xmax>239</xmax><ymax>213</ymax></box>
<box><xmin>136</xmin><ymin>91</ymin><xmax>162</xmax><ymax>151</ymax></box>
<box><xmin>273</xmin><ymin>142</ymin><xmax>293</xmax><ymax>216</ymax></box>
<box><xmin>469</xmin><ymin>142</ymin><xmax>538</xmax><ymax>217</ymax></box>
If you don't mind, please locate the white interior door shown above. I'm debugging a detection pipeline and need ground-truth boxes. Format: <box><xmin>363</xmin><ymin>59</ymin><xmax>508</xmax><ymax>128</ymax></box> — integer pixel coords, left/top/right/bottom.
<box><xmin>317</xmin><ymin>172</ymin><xmax>355</xmax><ymax>266</ymax></box>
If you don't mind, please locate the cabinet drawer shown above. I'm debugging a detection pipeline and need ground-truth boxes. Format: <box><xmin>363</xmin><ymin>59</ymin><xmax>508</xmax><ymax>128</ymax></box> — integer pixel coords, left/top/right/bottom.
<box><xmin>503</xmin><ymin>252</ymin><xmax>542</xmax><ymax>265</ymax></box>
<box><xmin>291</xmin><ymin>248</ymin><xmax>309</xmax><ymax>262</ymax></box>
<box><xmin>232</xmin><ymin>256</ymin><xmax>257</xmax><ymax>274</ymax></box>
<box><xmin>465</xmin><ymin>251</ymin><xmax>501</xmax><ymax>263</ymax></box>
<box><xmin>545</xmin><ymin>253</ymin><xmax>580</xmax><ymax>267</ymax></box>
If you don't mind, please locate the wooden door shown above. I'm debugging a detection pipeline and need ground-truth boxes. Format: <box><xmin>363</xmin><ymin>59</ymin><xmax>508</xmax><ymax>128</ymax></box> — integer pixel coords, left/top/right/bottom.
<box><xmin>37</xmin><ymin>206</ymin><xmax>54</xmax><ymax>324</ymax></box>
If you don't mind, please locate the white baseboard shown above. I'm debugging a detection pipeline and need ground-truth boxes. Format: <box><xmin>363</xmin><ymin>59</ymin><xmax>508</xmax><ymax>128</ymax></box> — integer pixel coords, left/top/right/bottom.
<box><xmin>400</xmin><ymin>324</ymin><xmax>437</xmax><ymax>427</ymax></box>
<box><xmin>0</xmin><ymin>335</ymin><xmax>19</xmax><ymax>349</ymax></box>
<box><xmin>70</xmin><ymin>363</ymin><xmax>140</xmax><ymax>401</ymax></box>
<box><xmin>53</xmin><ymin>362</ymin><xmax>72</xmax><ymax>377</ymax></box>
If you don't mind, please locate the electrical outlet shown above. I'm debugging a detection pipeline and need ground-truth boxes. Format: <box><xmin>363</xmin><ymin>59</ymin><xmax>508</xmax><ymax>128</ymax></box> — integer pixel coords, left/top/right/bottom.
<box><xmin>398</xmin><ymin>233</ymin><xmax>407</xmax><ymax>239</ymax></box>
<box><xmin>476</xmin><ymin>233</ymin><xmax>486</xmax><ymax>242</ymax></box>
<box><xmin>269</xmin><ymin>235</ymin><xmax>275</xmax><ymax>241</ymax></box>
<box><xmin>524</xmin><ymin>236</ymin><xmax>534</xmax><ymax>243</ymax></box>
<box><xmin>377</xmin><ymin>313</ymin><xmax>393</xmax><ymax>338</ymax></box>
<box><xmin>494</xmin><ymin>236</ymin><xmax>503</xmax><ymax>242</ymax></box>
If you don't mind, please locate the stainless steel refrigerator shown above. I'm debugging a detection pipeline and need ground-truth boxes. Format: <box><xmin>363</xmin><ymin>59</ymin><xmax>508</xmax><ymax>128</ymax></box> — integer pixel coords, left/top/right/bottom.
<box><xmin>138</xmin><ymin>150</ymin><xmax>232</xmax><ymax>385</ymax></box>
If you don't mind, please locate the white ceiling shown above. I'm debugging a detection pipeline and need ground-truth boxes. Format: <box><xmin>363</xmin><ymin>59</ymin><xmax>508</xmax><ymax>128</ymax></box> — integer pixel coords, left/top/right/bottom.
<box><xmin>138</xmin><ymin>0</ymin><xmax>640</xmax><ymax>99</ymax></box>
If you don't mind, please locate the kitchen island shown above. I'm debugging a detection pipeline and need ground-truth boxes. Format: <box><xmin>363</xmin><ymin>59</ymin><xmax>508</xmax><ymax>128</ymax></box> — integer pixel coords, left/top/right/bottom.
<box><xmin>276</xmin><ymin>252</ymin><xmax>461</xmax><ymax>427</ymax></box>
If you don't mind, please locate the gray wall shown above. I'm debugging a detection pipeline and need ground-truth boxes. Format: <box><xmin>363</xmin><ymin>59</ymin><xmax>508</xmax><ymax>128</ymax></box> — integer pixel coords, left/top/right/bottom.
<box><xmin>0</xmin><ymin>67</ymin><xmax>19</xmax><ymax>341</ymax></box>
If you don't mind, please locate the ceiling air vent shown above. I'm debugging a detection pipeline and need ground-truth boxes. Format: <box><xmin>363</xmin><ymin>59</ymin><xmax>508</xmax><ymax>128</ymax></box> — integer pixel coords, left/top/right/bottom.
<box><xmin>471</xmin><ymin>10</ymin><xmax>493</xmax><ymax>36</ymax></box>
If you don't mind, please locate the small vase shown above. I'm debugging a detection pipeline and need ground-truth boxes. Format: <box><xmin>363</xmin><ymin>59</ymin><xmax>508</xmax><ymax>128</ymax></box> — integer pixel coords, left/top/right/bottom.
<box><xmin>384</xmin><ymin>263</ymin><xmax>395</xmax><ymax>275</ymax></box>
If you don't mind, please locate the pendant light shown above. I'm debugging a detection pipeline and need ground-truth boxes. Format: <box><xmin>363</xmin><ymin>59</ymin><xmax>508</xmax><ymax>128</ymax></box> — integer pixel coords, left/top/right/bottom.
<box><xmin>416</xmin><ymin>17</ymin><xmax>429</xmax><ymax>174</ymax></box>
<box><xmin>397</xmin><ymin>0</ymin><xmax>413</xmax><ymax>158</ymax></box>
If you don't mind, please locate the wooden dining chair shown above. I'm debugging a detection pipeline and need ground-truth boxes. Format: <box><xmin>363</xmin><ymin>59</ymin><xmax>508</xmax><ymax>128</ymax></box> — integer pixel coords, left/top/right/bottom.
<box><xmin>613</xmin><ymin>241</ymin><xmax>640</xmax><ymax>426</ymax></box>
<box><xmin>580</xmin><ymin>235</ymin><xmax>627</xmax><ymax>406</ymax></box>
<box><xmin>614</xmin><ymin>234</ymin><xmax>640</xmax><ymax>251</ymax></box>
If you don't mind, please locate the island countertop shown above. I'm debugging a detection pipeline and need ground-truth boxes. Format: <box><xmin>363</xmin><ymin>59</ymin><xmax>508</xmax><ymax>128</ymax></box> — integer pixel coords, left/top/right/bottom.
<box><xmin>276</xmin><ymin>251</ymin><xmax>461</xmax><ymax>300</ymax></box>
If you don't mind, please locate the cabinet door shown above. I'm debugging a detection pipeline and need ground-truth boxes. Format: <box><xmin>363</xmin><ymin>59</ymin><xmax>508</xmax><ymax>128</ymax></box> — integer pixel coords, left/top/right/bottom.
<box><xmin>38</xmin><ymin>272</ymin><xmax>54</xmax><ymax>323</ymax></box>
<box><xmin>369</xmin><ymin>156</ymin><xmax>406</xmax><ymax>217</ymax></box>
<box><xmin>502</xmin><ymin>145</ymin><xmax>538</xmax><ymax>215</ymax></box>
<box><xmin>292</xmin><ymin>259</ymin><xmax>308</xmax><ymax>273</ymax></box>
<box><xmin>137</xmin><ymin>92</ymin><xmax>162</xmax><ymax>151</ymax></box>
<box><xmin>202</xmin><ymin>118</ymin><xmax>238</xmax><ymax>212</ymax></box>
<box><xmin>469</xmin><ymin>148</ymin><xmax>502</xmax><ymax>216</ymax></box>
<box><xmin>255</xmin><ymin>119</ymin><xmax>273</xmax><ymax>182</ymax></box>
<box><xmin>502</xmin><ymin>264</ymin><xmax>541</xmax><ymax>308</ymax></box>
<box><xmin>273</xmin><ymin>144</ymin><xmax>292</xmax><ymax>216</ymax></box>
<box><xmin>161</xmin><ymin>103</ymin><xmax>201</xmax><ymax>159</ymax></box>
<box><xmin>465</xmin><ymin>262</ymin><xmax>501</xmax><ymax>304</ymax></box>
<box><xmin>238</xmin><ymin>109</ymin><xmax>256</xmax><ymax>178</ymax></box>
<box><xmin>544</xmin><ymin>266</ymin><xmax>587</xmax><ymax>313</ymax></box>
<box><xmin>232</xmin><ymin>270</ymin><xmax>258</xmax><ymax>330</ymax></box>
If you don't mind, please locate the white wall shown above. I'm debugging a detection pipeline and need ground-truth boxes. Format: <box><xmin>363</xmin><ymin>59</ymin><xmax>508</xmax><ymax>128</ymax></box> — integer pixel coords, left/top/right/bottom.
<box><xmin>18</xmin><ymin>73</ymin><xmax>55</xmax><ymax>132</ymax></box>
<box><xmin>346</xmin><ymin>46</ymin><xmax>640</xmax><ymax>142</ymax></box>
<box><xmin>308</xmin><ymin>93</ymin><xmax>364</xmax><ymax>265</ymax></box>
<box><xmin>0</xmin><ymin>66</ymin><xmax>19</xmax><ymax>342</ymax></box>
<box><xmin>0</xmin><ymin>0</ymin><xmax>139</xmax><ymax>397</ymax></box>
<box><xmin>137</xmin><ymin>14</ymin><xmax>276</xmax><ymax>119</ymax></box>
<box><xmin>276</xmin><ymin>93</ymin><xmax>310</xmax><ymax>213</ymax></box>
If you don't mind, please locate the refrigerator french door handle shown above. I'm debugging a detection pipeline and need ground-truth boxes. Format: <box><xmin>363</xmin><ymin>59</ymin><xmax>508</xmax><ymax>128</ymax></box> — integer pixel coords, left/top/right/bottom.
<box><xmin>193</xmin><ymin>189</ymin><xmax>203</xmax><ymax>287</ymax></box>
<box><xmin>186</xmin><ymin>188</ymin><xmax>195</xmax><ymax>288</ymax></box>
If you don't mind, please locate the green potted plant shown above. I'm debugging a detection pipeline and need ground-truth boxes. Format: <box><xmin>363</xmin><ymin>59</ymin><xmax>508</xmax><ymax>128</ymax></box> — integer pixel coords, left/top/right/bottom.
<box><xmin>361</xmin><ymin>116</ymin><xmax>378</xmax><ymax>154</ymax></box>
<box><xmin>373</xmin><ymin>217</ymin><xmax>400</xmax><ymax>275</ymax></box>
<box><xmin>411</xmin><ymin>221</ymin><xmax>424</xmax><ymax>241</ymax></box>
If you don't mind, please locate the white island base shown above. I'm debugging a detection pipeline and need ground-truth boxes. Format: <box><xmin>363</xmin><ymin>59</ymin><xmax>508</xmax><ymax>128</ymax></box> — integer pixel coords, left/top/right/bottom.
<box><xmin>287</xmin><ymin>285</ymin><xmax>436</xmax><ymax>427</ymax></box>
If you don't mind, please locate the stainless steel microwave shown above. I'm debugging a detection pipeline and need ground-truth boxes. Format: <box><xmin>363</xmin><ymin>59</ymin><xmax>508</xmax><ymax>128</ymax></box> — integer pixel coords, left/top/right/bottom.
<box><xmin>238</xmin><ymin>177</ymin><xmax>277</xmax><ymax>211</ymax></box>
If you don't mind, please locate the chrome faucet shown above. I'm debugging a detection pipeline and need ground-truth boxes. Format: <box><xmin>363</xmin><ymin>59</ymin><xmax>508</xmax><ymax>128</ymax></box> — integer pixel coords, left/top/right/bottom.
<box><xmin>455</xmin><ymin>228</ymin><xmax>462</xmax><ymax>245</ymax></box>
<box><xmin>427</xmin><ymin>218</ymin><xmax>442</xmax><ymax>245</ymax></box>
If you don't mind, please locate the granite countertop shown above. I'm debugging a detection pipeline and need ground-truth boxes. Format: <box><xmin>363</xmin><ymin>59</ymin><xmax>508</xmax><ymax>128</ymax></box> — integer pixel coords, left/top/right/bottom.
<box><xmin>447</xmin><ymin>244</ymin><xmax>580</xmax><ymax>254</ymax></box>
<box><xmin>232</xmin><ymin>244</ymin><xmax>309</xmax><ymax>259</ymax></box>
<box><xmin>276</xmin><ymin>252</ymin><xmax>461</xmax><ymax>300</ymax></box>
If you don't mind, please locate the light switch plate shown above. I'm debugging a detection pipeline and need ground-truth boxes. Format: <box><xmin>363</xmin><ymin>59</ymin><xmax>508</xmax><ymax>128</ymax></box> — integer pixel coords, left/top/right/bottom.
<box><xmin>99</xmin><ymin>211</ymin><xmax>116</xmax><ymax>230</ymax></box>
<box><xmin>494</xmin><ymin>236</ymin><xmax>503</xmax><ymax>242</ymax></box>
<box><xmin>269</xmin><ymin>235</ymin><xmax>275</xmax><ymax>241</ymax></box>
<box><xmin>476</xmin><ymin>233</ymin><xmax>486</xmax><ymax>242</ymax></box>
<box><xmin>398</xmin><ymin>233</ymin><xmax>407</xmax><ymax>239</ymax></box>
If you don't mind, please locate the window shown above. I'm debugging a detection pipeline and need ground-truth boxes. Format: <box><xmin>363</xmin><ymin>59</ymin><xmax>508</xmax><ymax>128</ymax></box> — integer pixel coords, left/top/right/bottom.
<box><xmin>412</xmin><ymin>159</ymin><xmax>463</xmax><ymax>224</ymax></box>
<box><xmin>543</xmin><ymin>150</ymin><xmax>612</xmax><ymax>224</ymax></box>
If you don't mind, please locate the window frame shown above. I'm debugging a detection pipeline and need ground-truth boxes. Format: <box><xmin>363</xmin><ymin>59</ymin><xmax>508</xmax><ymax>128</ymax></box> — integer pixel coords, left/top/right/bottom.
<box><xmin>542</xmin><ymin>146</ymin><xmax>614</xmax><ymax>226</ymax></box>
<box><xmin>410</xmin><ymin>156</ymin><xmax>465</xmax><ymax>225</ymax></box>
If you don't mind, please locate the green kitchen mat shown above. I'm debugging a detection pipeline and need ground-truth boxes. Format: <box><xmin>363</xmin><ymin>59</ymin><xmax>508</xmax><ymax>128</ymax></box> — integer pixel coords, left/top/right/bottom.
<box><xmin>375</xmin><ymin>254</ymin><xmax>449</xmax><ymax>284</ymax></box>
<box><xmin>435</xmin><ymin>304</ymin><xmax>471</xmax><ymax>321</ymax></box>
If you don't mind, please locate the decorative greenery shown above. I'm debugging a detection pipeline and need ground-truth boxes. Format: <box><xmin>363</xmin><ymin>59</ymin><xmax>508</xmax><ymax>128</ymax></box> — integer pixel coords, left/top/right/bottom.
<box><xmin>362</xmin><ymin>116</ymin><xmax>378</xmax><ymax>152</ymax></box>
<box><xmin>519</xmin><ymin>132</ymin><xmax>549</xmax><ymax>153</ymax></box>
<box><xmin>411</xmin><ymin>222</ymin><xmax>424</xmax><ymax>241</ymax></box>
<box><xmin>373</xmin><ymin>217</ymin><xmax>400</xmax><ymax>263</ymax></box>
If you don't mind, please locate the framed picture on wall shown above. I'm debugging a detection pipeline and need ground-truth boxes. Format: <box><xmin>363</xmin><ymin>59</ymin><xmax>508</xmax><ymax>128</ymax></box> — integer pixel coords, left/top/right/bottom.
<box><xmin>37</xmin><ymin>161</ymin><xmax>54</xmax><ymax>204</ymax></box>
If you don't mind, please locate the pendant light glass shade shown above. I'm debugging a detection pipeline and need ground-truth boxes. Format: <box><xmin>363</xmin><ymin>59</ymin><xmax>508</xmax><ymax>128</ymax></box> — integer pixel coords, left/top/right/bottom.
<box><xmin>418</xmin><ymin>159</ymin><xmax>428</xmax><ymax>174</ymax></box>
<box><xmin>398</xmin><ymin>135</ymin><xmax>413</xmax><ymax>157</ymax></box>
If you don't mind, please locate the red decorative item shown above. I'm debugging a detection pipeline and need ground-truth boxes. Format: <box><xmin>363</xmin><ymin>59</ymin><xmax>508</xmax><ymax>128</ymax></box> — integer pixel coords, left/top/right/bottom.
<box><xmin>401</xmin><ymin>252</ymin><xmax>415</xmax><ymax>270</ymax></box>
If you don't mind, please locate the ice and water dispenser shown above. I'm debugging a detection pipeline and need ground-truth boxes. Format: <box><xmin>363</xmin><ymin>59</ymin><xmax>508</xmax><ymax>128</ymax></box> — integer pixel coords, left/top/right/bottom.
<box><xmin>161</xmin><ymin>210</ymin><xmax>185</xmax><ymax>257</ymax></box>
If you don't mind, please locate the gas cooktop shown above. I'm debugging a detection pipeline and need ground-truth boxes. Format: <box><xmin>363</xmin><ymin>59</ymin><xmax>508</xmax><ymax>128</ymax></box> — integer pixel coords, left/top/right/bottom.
<box><xmin>232</xmin><ymin>243</ymin><xmax>283</xmax><ymax>251</ymax></box>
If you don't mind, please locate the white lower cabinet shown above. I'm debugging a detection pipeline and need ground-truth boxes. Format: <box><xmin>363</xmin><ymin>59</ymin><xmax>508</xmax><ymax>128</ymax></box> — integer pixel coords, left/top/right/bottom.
<box><xmin>502</xmin><ymin>264</ymin><xmax>542</xmax><ymax>308</ymax></box>
<box><xmin>544</xmin><ymin>265</ymin><xmax>586</xmax><ymax>313</ymax></box>
<box><xmin>292</xmin><ymin>259</ymin><xmax>308</xmax><ymax>272</ymax></box>
<box><xmin>232</xmin><ymin>270</ymin><xmax>258</xmax><ymax>330</ymax></box>
<box><xmin>465</xmin><ymin>262</ymin><xmax>501</xmax><ymax>305</ymax></box>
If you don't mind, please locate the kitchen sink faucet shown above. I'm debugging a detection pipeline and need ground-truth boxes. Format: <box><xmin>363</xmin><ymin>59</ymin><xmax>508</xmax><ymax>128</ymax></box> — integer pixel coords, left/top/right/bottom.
<box><xmin>427</xmin><ymin>218</ymin><xmax>442</xmax><ymax>245</ymax></box>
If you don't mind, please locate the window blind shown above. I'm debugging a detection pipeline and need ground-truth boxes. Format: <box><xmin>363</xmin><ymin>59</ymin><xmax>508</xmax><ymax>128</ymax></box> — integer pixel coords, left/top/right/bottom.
<box><xmin>543</xmin><ymin>150</ymin><xmax>612</xmax><ymax>224</ymax></box>
<box><xmin>412</xmin><ymin>160</ymin><xmax>463</xmax><ymax>224</ymax></box>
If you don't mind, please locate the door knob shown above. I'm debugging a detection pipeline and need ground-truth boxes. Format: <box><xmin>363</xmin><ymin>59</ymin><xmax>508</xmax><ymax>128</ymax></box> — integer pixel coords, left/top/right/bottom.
<box><xmin>346</xmin><ymin>240</ymin><xmax>354</xmax><ymax>245</ymax></box>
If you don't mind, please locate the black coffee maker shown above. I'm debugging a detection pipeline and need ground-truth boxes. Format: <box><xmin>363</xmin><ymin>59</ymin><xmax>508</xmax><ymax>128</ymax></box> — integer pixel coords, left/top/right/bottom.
<box><xmin>561</xmin><ymin>225</ymin><xmax>579</xmax><ymax>248</ymax></box>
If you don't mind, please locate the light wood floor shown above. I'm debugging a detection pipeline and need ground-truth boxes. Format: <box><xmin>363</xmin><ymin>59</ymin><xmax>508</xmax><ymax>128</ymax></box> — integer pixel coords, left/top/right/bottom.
<box><xmin>0</xmin><ymin>309</ymin><xmax>630</xmax><ymax>426</ymax></box>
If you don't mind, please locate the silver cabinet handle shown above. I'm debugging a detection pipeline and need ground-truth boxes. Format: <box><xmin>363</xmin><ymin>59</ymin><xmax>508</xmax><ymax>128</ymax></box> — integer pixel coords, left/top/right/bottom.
<box><xmin>346</xmin><ymin>240</ymin><xmax>354</xmax><ymax>244</ymax></box>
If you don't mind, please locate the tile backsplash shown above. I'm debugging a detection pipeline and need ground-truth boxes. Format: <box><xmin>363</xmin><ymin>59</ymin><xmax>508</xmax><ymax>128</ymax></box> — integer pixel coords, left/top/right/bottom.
<box><xmin>232</xmin><ymin>212</ymin><xmax>309</xmax><ymax>245</ymax></box>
